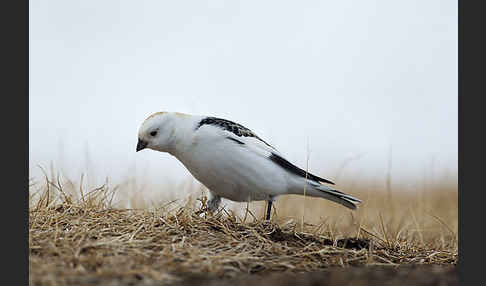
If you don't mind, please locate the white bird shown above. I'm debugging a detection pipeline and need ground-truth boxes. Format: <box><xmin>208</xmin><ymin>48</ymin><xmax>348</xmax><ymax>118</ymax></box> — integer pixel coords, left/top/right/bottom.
<box><xmin>136</xmin><ymin>112</ymin><xmax>361</xmax><ymax>219</ymax></box>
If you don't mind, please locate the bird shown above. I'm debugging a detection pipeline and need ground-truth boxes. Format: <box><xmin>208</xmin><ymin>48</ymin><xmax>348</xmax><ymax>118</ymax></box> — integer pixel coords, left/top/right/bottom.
<box><xmin>136</xmin><ymin>111</ymin><xmax>361</xmax><ymax>220</ymax></box>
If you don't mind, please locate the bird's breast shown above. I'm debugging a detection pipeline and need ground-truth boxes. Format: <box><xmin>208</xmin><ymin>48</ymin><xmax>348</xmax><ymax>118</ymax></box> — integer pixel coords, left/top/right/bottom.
<box><xmin>174</xmin><ymin>140</ymin><xmax>289</xmax><ymax>202</ymax></box>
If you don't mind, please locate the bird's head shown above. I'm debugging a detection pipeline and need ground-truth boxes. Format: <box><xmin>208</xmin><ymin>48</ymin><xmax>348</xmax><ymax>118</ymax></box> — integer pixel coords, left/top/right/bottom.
<box><xmin>136</xmin><ymin>112</ymin><xmax>175</xmax><ymax>153</ymax></box>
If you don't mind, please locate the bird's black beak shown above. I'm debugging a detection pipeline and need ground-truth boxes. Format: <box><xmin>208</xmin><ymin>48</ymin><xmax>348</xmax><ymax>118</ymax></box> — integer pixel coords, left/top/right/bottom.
<box><xmin>136</xmin><ymin>139</ymin><xmax>148</xmax><ymax>152</ymax></box>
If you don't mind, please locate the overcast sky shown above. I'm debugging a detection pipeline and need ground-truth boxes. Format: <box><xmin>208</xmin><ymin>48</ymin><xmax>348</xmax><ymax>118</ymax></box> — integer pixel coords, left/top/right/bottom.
<box><xmin>29</xmin><ymin>0</ymin><xmax>457</xmax><ymax>191</ymax></box>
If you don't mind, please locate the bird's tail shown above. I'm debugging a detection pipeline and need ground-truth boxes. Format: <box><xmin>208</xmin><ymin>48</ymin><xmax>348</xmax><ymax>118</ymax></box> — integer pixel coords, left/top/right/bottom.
<box><xmin>304</xmin><ymin>183</ymin><xmax>362</xmax><ymax>210</ymax></box>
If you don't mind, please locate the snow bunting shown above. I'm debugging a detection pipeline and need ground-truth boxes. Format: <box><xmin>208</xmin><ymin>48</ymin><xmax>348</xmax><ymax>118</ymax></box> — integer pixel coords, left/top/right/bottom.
<box><xmin>136</xmin><ymin>112</ymin><xmax>361</xmax><ymax>219</ymax></box>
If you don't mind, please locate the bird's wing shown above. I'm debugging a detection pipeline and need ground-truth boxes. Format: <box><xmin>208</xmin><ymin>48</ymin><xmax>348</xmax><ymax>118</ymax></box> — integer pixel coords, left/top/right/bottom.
<box><xmin>195</xmin><ymin>117</ymin><xmax>335</xmax><ymax>185</ymax></box>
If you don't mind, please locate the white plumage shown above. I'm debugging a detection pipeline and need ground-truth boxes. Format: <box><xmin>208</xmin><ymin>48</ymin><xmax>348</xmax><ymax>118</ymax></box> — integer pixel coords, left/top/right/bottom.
<box><xmin>136</xmin><ymin>112</ymin><xmax>361</xmax><ymax>219</ymax></box>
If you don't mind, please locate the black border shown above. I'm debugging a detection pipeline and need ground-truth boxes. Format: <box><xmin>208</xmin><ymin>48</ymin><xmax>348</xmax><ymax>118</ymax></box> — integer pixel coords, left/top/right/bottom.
<box><xmin>458</xmin><ymin>0</ymin><xmax>462</xmax><ymax>283</ymax></box>
<box><xmin>3</xmin><ymin>0</ymin><xmax>28</xmax><ymax>284</ymax></box>
<box><xmin>459</xmin><ymin>0</ymin><xmax>484</xmax><ymax>284</ymax></box>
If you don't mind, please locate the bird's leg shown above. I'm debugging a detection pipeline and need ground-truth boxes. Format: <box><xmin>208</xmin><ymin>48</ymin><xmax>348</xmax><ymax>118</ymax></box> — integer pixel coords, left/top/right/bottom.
<box><xmin>207</xmin><ymin>192</ymin><xmax>221</xmax><ymax>213</ymax></box>
<box><xmin>265</xmin><ymin>201</ymin><xmax>272</xmax><ymax>220</ymax></box>
<box><xmin>265</xmin><ymin>196</ymin><xmax>275</xmax><ymax>220</ymax></box>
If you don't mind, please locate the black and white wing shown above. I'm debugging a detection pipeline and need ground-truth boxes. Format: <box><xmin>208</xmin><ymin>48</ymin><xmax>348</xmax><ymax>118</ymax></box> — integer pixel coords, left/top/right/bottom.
<box><xmin>195</xmin><ymin>116</ymin><xmax>335</xmax><ymax>185</ymax></box>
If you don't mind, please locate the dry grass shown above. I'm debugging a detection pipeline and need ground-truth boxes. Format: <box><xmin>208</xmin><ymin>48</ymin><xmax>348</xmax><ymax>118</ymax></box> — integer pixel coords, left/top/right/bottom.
<box><xmin>29</xmin><ymin>172</ymin><xmax>457</xmax><ymax>285</ymax></box>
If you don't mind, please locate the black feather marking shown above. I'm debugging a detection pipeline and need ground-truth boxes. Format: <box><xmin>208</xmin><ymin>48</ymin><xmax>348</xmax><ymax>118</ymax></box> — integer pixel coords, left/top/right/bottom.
<box><xmin>269</xmin><ymin>153</ymin><xmax>335</xmax><ymax>185</ymax></box>
<box><xmin>227</xmin><ymin>137</ymin><xmax>244</xmax><ymax>145</ymax></box>
<box><xmin>196</xmin><ymin>117</ymin><xmax>273</xmax><ymax>148</ymax></box>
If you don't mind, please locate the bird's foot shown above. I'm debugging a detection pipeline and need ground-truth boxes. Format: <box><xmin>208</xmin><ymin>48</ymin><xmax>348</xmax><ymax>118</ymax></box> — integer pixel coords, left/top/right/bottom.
<box><xmin>207</xmin><ymin>195</ymin><xmax>222</xmax><ymax>213</ymax></box>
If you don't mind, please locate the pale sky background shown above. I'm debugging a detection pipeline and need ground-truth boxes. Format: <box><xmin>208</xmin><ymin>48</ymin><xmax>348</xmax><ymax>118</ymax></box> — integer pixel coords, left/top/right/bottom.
<box><xmin>29</xmin><ymin>0</ymin><xmax>457</xmax><ymax>194</ymax></box>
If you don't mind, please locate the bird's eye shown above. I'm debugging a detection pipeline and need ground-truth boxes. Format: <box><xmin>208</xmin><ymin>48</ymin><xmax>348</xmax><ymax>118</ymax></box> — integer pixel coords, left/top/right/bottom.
<box><xmin>150</xmin><ymin>131</ymin><xmax>157</xmax><ymax>137</ymax></box>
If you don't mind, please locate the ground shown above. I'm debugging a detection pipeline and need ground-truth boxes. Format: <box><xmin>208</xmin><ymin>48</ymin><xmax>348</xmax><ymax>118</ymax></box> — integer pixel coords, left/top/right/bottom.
<box><xmin>29</xmin><ymin>177</ymin><xmax>457</xmax><ymax>285</ymax></box>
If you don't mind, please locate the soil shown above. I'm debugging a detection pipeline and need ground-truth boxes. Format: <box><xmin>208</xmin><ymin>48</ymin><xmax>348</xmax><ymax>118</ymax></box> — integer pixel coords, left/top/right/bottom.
<box><xmin>177</xmin><ymin>265</ymin><xmax>458</xmax><ymax>286</ymax></box>
<box><xmin>58</xmin><ymin>265</ymin><xmax>457</xmax><ymax>286</ymax></box>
